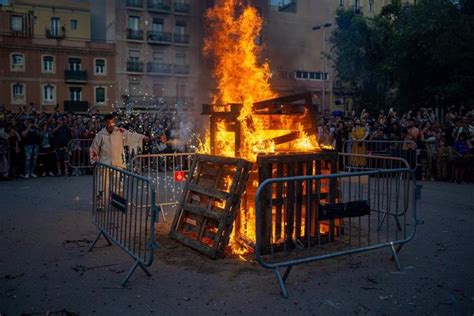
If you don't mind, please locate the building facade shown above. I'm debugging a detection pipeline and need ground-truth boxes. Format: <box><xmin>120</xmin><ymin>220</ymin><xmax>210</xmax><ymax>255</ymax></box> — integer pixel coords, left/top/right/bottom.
<box><xmin>0</xmin><ymin>0</ymin><xmax>116</xmax><ymax>113</ymax></box>
<box><xmin>100</xmin><ymin>0</ymin><xmax>204</xmax><ymax>117</ymax></box>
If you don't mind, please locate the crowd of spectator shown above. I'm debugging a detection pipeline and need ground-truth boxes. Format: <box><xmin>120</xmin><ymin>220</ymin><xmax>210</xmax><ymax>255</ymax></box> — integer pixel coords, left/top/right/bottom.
<box><xmin>0</xmin><ymin>104</ymin><xmax>180</xmax><ymax>180</ymax></box>
<box><xmin>0</xmin><ymin>103</ymin><xmax>473</xmax><ymax>183</ymax></box>
<box><xmin>320</xmin><ymin>105</ymin><xmax>473</xmax><ymax>183</ymax></box>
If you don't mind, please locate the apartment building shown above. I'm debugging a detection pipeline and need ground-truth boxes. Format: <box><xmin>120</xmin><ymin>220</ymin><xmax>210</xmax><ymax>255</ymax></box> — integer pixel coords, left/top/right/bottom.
<box><xmin>102</xmin><ymin>0</ymin><xmax>204</xmax><ymax>117</ymax></box>
<box><xmin>0</xmin><ymin>0</ymin><xmax>116</xmax><ymax>113</ymax></box>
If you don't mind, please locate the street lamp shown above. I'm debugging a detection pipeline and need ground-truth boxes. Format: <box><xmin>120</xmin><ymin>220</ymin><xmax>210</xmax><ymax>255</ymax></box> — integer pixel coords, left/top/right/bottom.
<box><xmin>312</xmin><ymin>22</ymin><xmax>332</xmax><ymax>113</ymax></box>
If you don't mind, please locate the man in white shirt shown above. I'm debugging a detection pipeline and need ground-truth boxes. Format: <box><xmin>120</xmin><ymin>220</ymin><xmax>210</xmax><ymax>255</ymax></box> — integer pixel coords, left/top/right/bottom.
<box><xmin>90</xmin><ymin>114</ymin><xmax>149</xmax><ymax>168</ymax></box>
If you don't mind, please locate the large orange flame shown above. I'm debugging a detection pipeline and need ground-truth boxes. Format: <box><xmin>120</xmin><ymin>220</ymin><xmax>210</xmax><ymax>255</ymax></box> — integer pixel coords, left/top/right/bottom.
<box><xmin>203</xmin><ymin>0</ymin><xmax>277</xmax><ymax>161</ymax></box>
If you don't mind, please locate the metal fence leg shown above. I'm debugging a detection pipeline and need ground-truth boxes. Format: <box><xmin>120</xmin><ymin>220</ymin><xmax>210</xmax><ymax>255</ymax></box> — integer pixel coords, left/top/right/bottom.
<box><xmin>274</xmin><ymin>268</ymin><xmax>289</xmax><ymax>298</ymax></box>
<box><xmin>88</xmin><ymin>230</ymin><xmax>112</xmax><ymax>252</ymax></box>
<box><xmin>390</xmin><ymin>243</ymin><xmax>402</xmax><ymax>271</ymax></box>
<box><xmin>122</xmin><ymin>260</ymin><xmax>151</xmax><ymax>286</ymax></box>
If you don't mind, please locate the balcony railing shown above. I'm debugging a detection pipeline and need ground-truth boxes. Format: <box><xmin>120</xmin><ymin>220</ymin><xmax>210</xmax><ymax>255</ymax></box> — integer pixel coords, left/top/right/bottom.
<box><xmin>174</xmin><ymin>64</ymin><xmax>190</xmax><ymax>75</ymax></box>
<box><xmin>45</xmin><ymin>27</ymin><xmax>65</xmax><ymax>39</ymax></box>
<box><xmin>64</xmin><ymin>101</ymin><xmax>89</xmax><ymax>113</ymax></box>
<box><xmin>127</xmin><ymin>28</ymin><xmax>144</xmax><ymax>41</ymax></box>
<box><xmin>174</xmin><ymin>2</ymin><xmax>190</xmax><ymax>14</ymax></box>
<box><xmin>147</xmin><ymin>31</ymin><xmax>172</xmax><ymax>44</ymax></box>
<box><xmin>126</xmin><ymin>0</ymin><xmax>144</xmax><ymax>8</ymax></box>
<box><xmin>64</xmin><ymin>70</ymin><xmax>87</xmax><ymax>82</ymax></box>
<box><xmin>147</xmin><ymin>62</ymin><xmax>173</xmax><ymax>74</ymax></box>
<box><xmin>173</xmin><ymin>33</ymin><xmax>190</xmax><ymax>45</ymax></box>
<box><xmin>127</xmin><ymin>61</ymin><xmax>144</xmax><ymax>72</ymax></box>
<box><xmin>147</xmin><ymin>0</ymin><xmax>171</xmax><ymax>12</ymax></box>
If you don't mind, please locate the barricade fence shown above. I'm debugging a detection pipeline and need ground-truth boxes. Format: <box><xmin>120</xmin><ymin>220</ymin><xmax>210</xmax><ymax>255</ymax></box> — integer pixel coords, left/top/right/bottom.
<box><xmin>342</xmin><ymin>140</ymin><xmax>418</xmax><ymax>172</ymax></box>
<box><xmin>129</xmin><ymin>153</ymin><xmax>194</xmax><ymax>220</ymax></box>
<box><xmin>89</xmin><ymin>162</ymin><xmax>159</xmax><ymax>285</ymax></box>
<box><xmin>339</xmin><ymin>152</ymin><xmax>410</xmax><ymax>172</ymax></box>
<box><xmin>67</xmin><ymin>138</ymin><xmax>94</xmax><ymax>174</ymax></box>
<box><xmin>255</xmin><ymin>168</ymin><xmax>420</xmax><ymax>297</ymax></box>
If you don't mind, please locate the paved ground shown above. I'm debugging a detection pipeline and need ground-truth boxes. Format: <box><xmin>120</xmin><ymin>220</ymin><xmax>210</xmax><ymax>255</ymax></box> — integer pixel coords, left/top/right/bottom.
<box><xmin>0</xmin><ymin>175</ymin><xmax>473</xmax><ymax>315</ymax></box>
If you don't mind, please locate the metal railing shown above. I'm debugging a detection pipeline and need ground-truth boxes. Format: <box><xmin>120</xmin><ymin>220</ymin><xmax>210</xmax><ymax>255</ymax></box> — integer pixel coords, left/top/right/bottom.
<box><xmin>147</xmin><ymin>31</ymin><xmax>172</xmax><ymax>43</ymax></box>
<box><xmin>127</xmin><ymin>61</ymin><xmax>144</xmax><ymax>72</ymax></box>
<box><xmin>174</xmin><ymin>64</ymin><xmax>190</xmax><ymax>75</ymax></box>
<box><xmin>342</xmin><ymin>139</ymin><xmax>419</xmax><ymax>172</ymax></box>
<box><xmin>129</xmin><ymin>153</ymin><xmax>194</xmax><ymax>220</ymax></box>
<box><xmin>339</xmin><ymin>152</ymin><xmax>411</xmax><ymax>172</ymax></box>
<box><xmin>64</xmin><ymin>69</ymin><xmax>87</xmax><ymax>82</ymax></box>
<box><xmin>255</xmin><ymin>168</ymin><xmax>421</xmax><ymax>297</ymax></box>
<box><xmin>147</xmin><ymin>62</ymin><xmax>173</xmax><ymax>74</ymax></box>
<box><xmin>173</xmin><ymin>33</ymin><xmax>190</xmax><ymax>44</ymax></box>
<box><xmin>127</xmin><ymin>28</ymin><xmax>144</xmax><ymax>40</ymax></box>
<box><xmin>89</xmin><ymin>162</ymin><xmax>159</xmax><ymax>285</ymax></box>
<box><xmin>64</xmin><ymin>101</ymin><xmax>89</xmax><ymax>113</ymax></box>
<box><xmin>147</xmin><ymin>0</ymin><xmax>171</xmax><ymax>12</ymax></box>
<box><xmin>67</xmin><ymin>139</ymin><xmax>94</xmax><ymax>174</ymax></box>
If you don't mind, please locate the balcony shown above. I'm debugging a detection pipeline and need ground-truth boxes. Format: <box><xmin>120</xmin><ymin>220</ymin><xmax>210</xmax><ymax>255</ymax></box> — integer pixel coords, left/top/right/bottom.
<box><xmin>126</xmin><ymin>28</ymin><xmax>144</xmax><ymax>41</ymax></box>
<box><xmin>174</xmin><ymin>64</ymin><xmax>190</xmax><ymax>75</ymax></box>
<box><xmin>147</xmin><ymin>31</ymin><xmax>172</xmax><ymax>44</ymax></box>
<box><xmin>64</xmin><ymin>70</ymin><xmax>87</xmax><ymax>83</ymax></box>
<box><xmin>126</xmin><ymin>0</ymin><xmax>144</xmax><ymax>9</ymax></box>
<box><xmin>174</xmin><ymin>2</ymin><xmax>190</xmax><ymax>14</ymax></box>
<box><xmin>64</xmin><ymin>101</ymin><xmax>89</xmax><ymax>113</ymax></box>
<box><xmin>127</xmin><ymin>61</ymin><xmax>144</xmax><ymax>73</ymax></box>
<box><xmin>45</xmin><ymin>27</ymin><xmax>65</xmax><ymax>39</ymax></box>
<box><xmin>147</xmin><ymin>62</ymin><xmax>173</xmax><ymax>74</ymax></box>
<box><xmin>173</xmin><ymin>33</ymin><xmax>190</xmax><ymax>45</ymax></box>
<box><xmin>147</xmin><ymin>0</ymin><xmax>171</xmax><ymax>13</ymax></box>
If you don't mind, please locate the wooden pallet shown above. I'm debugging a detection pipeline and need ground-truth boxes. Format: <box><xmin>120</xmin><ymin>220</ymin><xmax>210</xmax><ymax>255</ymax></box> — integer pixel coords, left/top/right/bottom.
<box><xmin>235</xmin><ymin>151</ymin><xmax>340</xmax><ymax>254</ymax></box>
<box><xmin>169</xmin><ymin>154</ymin><xmax>252</xmax><ymax>259</ymax></box>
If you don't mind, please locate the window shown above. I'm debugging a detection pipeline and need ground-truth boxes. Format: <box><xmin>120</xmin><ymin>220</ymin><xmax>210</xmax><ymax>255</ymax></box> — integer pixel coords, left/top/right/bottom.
<box><xmin>128</xmin><ymin>49</ymin><xmax>140</xmax><ymax>63</ymax></box>
<box><xmin>95</xmin><ymin>58</ymin><xmax>106</xmax><ymax>75</ymax></box>
<box><xmin>69</xmin><ymin>87</ymin><xmax>82</xmax><ymax>101</ymax></box>
<box><xmin>43</xmin><ymin>84</ymin><xmax>55</xmax><ymax>103</ymax></box>
<box><xmin>295</xmin><ymin>71</ymin><xmax>327</xmax><ymax>81</ymax></box>
<box><xmin>70</xmin><ymin>19</ymin><xmax>78</xmax><ymax>30</ymax></box>
<box><xmin>12</xmin><ymin>83</ymin><xmax>26</xmax><ymax>104</ymax></box>
<box><xmin>175</xmin><ymin>52</ymin><xmax>187</xmax><ymax>65</ymax></box>
<box><xmin>339</xmin><ymin>0</ymin><xmax>344</xmax><ymax>6</ymax></box>
<box><xmin>95</xmin><ymin>87</ymin><xmax>106</xmax><ymax>104</ymax></box>
<box><xmin>50</xmin><ymin>18</ymin><xmax>60</xmax><ymax>35</ymax></box>
<box><xmin>128</xmin><ymin>16</ymin><xmax>140</xmax><ymax>30</ymax></box>
<box><xmin>177</xmin><ymin>83</ymin><xmax>186</xmax><ymax>101</ymax></box>
<box><xmin>11</xmin><ymin>53</ymin><xmax>24</xmax><ymax>71</ymax></box>
<box><xmin>42</xmin><ymin>55</ymin><xmax>54</xmax><ymax>73</ymax></box>
<box><xmin>369</xmin><ymin>0</ymin><xmax>373</xmax><ymax>12</ymax></box>
<box><xmin>153</xmin><ymin>51</ymin><xmax>164</xmax><ymax>63</ymax></box>
<box><xmin>152</xmin><ymin>18</ymin><xmax>164</xmax><ymax>33</ymax></box>
<box><xmin>175</xmin><ymin>21</ymin><xmax>186</xmax><ymax>34</ymax></box>
<box><xmin>11</xmin><ymin>15</ymin><xmax>23</xmax><ymax>32</ymax></box>
<box><xmin>69</xmin><ymin>58</ymin><xmax>81</xmax><ymax>71</ymax></box>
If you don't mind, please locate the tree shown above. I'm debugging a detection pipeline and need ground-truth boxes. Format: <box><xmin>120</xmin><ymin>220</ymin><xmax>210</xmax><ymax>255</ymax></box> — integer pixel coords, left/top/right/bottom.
<box><xmin>330</xmin><ymin>0</ymin><xmax>474</xmax><ymax>113</ymax></box>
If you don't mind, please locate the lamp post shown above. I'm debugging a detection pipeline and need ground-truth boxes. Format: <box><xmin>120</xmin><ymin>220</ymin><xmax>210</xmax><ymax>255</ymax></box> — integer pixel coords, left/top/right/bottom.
<box><xmin>312</xmin><ymin>22</ymin><xmax>332</xmax><ymax>113</ymax></box>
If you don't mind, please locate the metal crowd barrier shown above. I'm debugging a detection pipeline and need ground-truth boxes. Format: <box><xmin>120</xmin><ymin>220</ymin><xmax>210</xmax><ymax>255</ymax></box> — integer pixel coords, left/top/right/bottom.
<box><xmin>89</xmin><ymin>162</ymin><xmax>160</xmax><ymax>286</ymax></box>
<box><xmin>342</xmin><ymin>140</ymin><xmax>419</xmax><ymax>172</ymax></box>
<box><xmin>339</xmin><ymin>152</ymin><xmax>411</xmax><ymax>172</ymax></box>
<box><xmin>129</xmin><ymin>153</ymin><xmax>194</xmax><ymax>220</ymax></box>
<box><xmin>255</xmin><ymin>168</ymin><xmax>421</xmax><ymax>298</ymax></box>
<box><xmin>67</xmin><ymin>138</ymin><xmax>94</xmax><ymax>175</ymax></box>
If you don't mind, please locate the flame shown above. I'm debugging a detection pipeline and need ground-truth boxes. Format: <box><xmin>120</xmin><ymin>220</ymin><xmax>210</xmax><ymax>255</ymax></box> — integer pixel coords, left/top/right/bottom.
<box><xmin>203</xmin><ymin>0</ymin><xmax>276</xmax><ymax>161</ymax></box>
<box><xmin>202</xmin><ymin>0</ymin><xmax>334</xmax><ymax>257</ymax></box>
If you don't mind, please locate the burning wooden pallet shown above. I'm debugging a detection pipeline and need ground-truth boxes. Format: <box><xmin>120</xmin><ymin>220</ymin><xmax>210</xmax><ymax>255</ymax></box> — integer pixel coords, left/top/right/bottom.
<box><xmin>236</xmin><ymin>151</ymin><xmax>340</xmax><ymax>254</ymax></box>
<box><xmin>169</xmin><ymin>154</ymin><xmax>252</xmax><ymax>259</ymax></box>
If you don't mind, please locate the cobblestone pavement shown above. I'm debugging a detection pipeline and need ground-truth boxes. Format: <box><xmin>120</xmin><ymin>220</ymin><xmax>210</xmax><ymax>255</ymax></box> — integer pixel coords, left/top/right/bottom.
<box><xmin>0</xmin><ymin>176</ymin><xmax>473</xmax><ymax>315</ymax></box>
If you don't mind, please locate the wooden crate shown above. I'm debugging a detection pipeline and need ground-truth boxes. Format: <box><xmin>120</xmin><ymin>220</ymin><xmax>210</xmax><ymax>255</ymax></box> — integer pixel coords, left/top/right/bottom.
<box><xmin>169</xmin><ymin>154</ymin><xmax>252</xmax><ymax>259</ymax></box>
<box><xmin>235</xmin><ymin>151</ymin><xmax>339</xmax><ymax>254</ymax></box>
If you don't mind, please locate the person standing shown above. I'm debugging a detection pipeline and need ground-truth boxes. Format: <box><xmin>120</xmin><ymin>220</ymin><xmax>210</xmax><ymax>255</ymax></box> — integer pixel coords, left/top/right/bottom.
<box><xmin>21</xmin><ymin>118</ymin><xmax>41</xmax><ymax>178</ymax></box>
<box><xmin>89</xmin><ymin>114</ymin><xmax>149</xmax><ymax>168</ymax></box>
<box><xmin>52</xmin><ymin>117</ymin><xmax>71</xmax><ymax>176</ymax></box>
